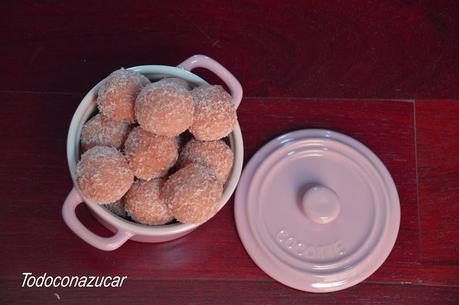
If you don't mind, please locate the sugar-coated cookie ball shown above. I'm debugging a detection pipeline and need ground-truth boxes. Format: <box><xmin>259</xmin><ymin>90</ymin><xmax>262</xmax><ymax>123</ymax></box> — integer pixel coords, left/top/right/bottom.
<box><xmin>124</xmin><ymin>127</ymin><xmax>178</xmax><ymax>180</ymax></box>
<box><xmin>103</xmin><ymin>200</ymin><xmax>128</xmax><ymax>218</ymax></box>
<box><xmin>179</xmin><ymin>139</ymin><xmax>234</xmax><ymax>184</ymax></box>
<box><xmin>80</xmin><ymin>113</ymin><xmax>130</xmax><ymax>152</ymax></box>
<box><xmin>161</xmin><ymin>163</ymin><xmax>223</xmax><ymax>224</ymax></box>
<box><xmin>156</xmin><ymin>77</ymin><xmax>191</xmax><ymax>90</ymax></box>
<box><xmin>76</xmin><ymin>146</ymin><xmax>134</xmax><ymax>204</ymax></box>
<box><xmin>97</xmin><ymin>68</ymin><xmax>150</xmax><ymax>122</ymax></box>
<box><xmin>135</xmin><ymin>81</ymin><xmax>194</xmax><ymax>137</ymax></box>
<box><xmin>124</xmin><ymin>179</ymin><xmax>174</xmax><ymax>225</ymax></box>
<box><xmin>189</xmin><ymin>85</ymin><xmax>236</xmax><ymax>141</ymax></box>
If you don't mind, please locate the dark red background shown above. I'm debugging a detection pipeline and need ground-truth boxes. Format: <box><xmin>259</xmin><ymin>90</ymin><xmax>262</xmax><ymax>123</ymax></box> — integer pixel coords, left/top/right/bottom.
<box><xmin>1</xmin><ymin>1</ymin><xmax>458</xmax><ymax>304</ymax></box>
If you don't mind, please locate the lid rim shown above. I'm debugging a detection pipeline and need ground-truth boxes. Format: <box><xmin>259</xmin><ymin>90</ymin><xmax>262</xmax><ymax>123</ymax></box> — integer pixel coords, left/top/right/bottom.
<box><xmin>234</xmin><ymin>129</ymin><xmax>400</xmax><ymax>293</ymax></box>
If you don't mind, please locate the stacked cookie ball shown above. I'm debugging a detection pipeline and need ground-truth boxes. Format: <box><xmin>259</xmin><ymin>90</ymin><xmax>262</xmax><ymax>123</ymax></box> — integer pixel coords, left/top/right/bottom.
<box><xmin>76</xmin><ymin>68</ymin><xmax>236</xmax><ymax>225</ymax></box>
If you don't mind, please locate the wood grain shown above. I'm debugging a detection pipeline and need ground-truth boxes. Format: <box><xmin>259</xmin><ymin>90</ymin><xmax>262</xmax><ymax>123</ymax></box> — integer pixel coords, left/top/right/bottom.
<box><xmin>2</xmin><ymin>279</ymin><xmax>459</xmax><ymax>305</ymax></box>
<box><xmin>1</xmin><ymin>1</ymin><xmax>459</xmax><ymax>99</ymax></box>
<box><xmin>1</xmin><ymin>91</ymin><xmax>458</xmax><ymax>303</ymax></box>
<box><xmin>416</xmin><ymin>100</ymin><xmax>459</xmax><ymax>263</ymax></box>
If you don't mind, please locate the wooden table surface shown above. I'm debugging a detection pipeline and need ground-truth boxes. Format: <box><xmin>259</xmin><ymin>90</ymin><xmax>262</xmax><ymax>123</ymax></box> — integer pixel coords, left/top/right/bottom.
<box><xmin>1</xmin><ymin>1</ymin><xmax>459</xmax><ymax>304</ymax></box>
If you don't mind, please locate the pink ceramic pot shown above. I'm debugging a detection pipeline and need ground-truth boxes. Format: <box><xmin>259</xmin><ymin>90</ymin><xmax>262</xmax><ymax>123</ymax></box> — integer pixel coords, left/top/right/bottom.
<box><xmin>62</xmin><ymin>55</ymin><xmax>244</xmax><ymax>251</ymax></box>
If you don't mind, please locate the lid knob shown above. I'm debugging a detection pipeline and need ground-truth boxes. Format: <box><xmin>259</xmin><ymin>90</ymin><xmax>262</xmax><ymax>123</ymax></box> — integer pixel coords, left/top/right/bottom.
<box><xmin>302</xmin><ymin>185</ymin><xmax>340</xmax><ymax>224</ymax></box>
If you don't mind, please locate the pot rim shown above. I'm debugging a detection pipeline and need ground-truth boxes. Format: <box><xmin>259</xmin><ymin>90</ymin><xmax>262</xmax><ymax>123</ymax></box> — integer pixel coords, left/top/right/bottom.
<box><xmin>66</xmin><ymin>64</ymin><xmax>244</xmax><ymax>236</ymax></box>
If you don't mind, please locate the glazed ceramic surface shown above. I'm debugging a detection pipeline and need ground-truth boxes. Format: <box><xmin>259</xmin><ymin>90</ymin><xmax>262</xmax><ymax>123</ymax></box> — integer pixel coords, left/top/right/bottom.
<box><xmin>62</xmin><ymin>55</ymin><xmax>244</xmax><ymax>251</ymax></box>
<box><xmin>234</xmin><ymin>129</ymin><xmax>400</xmax><ymax>292</ymax></box>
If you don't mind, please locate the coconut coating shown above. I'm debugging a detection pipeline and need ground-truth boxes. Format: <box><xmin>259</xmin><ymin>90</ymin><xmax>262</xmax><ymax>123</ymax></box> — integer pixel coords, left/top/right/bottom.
<box><xmin>161</xmin><ymin>163</ymin><xmax>223</xmax><ymax>224</ymax></box>
<box><xmin>103</xmin><ymin>200</ymin><xmax>128</xmax><ymax>218</ymax></box>
<box><xmin>124</xmin><ymin>127</ymin><xmax>178</xmax><ymax>180</ymax></box>
<box><xmin>135</xmin><ymin>81</ymin><xmax>194</xmax><ymax>137</ymax></box>
<box><xmin>124</xmin><ymin>179</ymin><xmax>174</xmax><ymax>225</ymax></box>
<box><xmin>97</xmin><ymin>68</ymin><xmax>150</xmax><ymax>122</ymax></box>
<box><xmin>76</xmin><ymin>146</ymin><xmax>134</xmax><ymax>204</ymax></box>
<box><xmin>179</xmin><ymin>139</ymin><xmax>234</xmax><ymax>184</ymax></box>
<box><xmin>80</xmin><ymin>113</ymin><xmax>130</xmax><ymax>151</ymax></box>
<box><xmin>189</xmin><ymin>85</ymin><xmax>236</xmax><ymax>141</ymax></box>
<box><xmin>156</xmin><ymin>77</ymin><xmax>191</xmax><ymax>90</ymax></box>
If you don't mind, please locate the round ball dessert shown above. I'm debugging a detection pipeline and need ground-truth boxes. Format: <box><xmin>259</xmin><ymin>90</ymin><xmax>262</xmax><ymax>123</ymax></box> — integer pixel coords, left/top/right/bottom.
<box><xmin>124</xmin><ymin>127</ymin><xmax>178</xmax><ymax>180</ymax></box>
<box><xmin>80</xmin><ymin>113</ymin><xmax>130</xmax><ymax>151</ymax></box>
<box><xmin>156</xmin><ymin>77</ymin><xmax>191</xmax><ymax>90</ymax></box>
<box><xmin>124</xmin><ymin>179</ymin><xmax>174</xmax><ymax>225</ymax></box>
<box><xmin>179</xmin><ymin>139</ymin><xmax>234</xmax><ymax>184</ymax></box>
<box><xmin>76</xmin><ymin>146</ymin><xmax>134</xmax><ymax>204</ymax></box>
<box><xmin>161</xmin><ymin>163</ymin><xmax>223</xmax><ymax>224</ymax></box>
<box><xmin>189</xmin><ymin>84</ymin><xmax>236</xmax><ymax>141</ymax></box>
<box><xmin>97</xmin><ymin>68</ymin><xmax>150</xmax><ymax>122</ymax></box>
<box><xmin>135</xmin><ymin>81</ymin><xmax>194</xmax><ymax>137</ymax></box>
<box><xmin>103</xmin><ymin>200</ymin><xmax>128</xmax><ymax>218</ymax></box>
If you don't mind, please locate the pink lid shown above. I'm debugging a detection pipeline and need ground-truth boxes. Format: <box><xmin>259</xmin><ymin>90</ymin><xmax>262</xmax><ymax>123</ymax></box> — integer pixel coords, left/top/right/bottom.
<box><xmin>234</xmin><ymin>129</ymin><xmax>400</xmax><ymax>292</ymax></box>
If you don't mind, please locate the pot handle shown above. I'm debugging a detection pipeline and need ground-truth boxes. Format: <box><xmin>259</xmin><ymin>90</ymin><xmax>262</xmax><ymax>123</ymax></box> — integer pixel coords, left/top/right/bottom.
<box><xmin>178</xmin><ymin>54</ymin><xmax>243</xmax><ymax>109</ymax></box>
<box><xmin>62</xmin><ymin>188</ymin><xmax>133</xmax><ymax>251</ymax></box>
